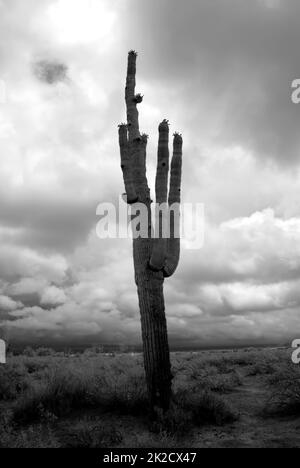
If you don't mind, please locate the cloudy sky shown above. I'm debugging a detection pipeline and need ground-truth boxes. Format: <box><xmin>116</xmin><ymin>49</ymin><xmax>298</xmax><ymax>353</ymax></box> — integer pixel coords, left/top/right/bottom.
<box><xmin>1</xmin><ymin>0</ymin><xmax>300</xmax><ymax>349</ymax></box>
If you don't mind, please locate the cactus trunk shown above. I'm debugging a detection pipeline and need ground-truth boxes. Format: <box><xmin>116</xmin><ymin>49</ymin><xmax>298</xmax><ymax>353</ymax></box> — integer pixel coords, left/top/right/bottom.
<box><xmin>135</xmin><ymin>259</ymin><xmax>172</xmax><ymax>411</ymax></box>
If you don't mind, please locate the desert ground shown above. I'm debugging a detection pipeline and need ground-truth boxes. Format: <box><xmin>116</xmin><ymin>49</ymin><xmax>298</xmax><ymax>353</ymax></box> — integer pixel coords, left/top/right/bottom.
<box><xmin>0</xmin><ymin>346</ymin><xmax>300</xmax><ymax>448</ymax></box>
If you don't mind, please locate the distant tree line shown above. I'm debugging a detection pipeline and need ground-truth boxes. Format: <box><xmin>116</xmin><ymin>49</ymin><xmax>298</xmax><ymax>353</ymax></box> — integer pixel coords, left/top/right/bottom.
<box><xmin>9</xmin><ymin>344</ymin><xmax>139</xmax><ymax>357</ymax></box>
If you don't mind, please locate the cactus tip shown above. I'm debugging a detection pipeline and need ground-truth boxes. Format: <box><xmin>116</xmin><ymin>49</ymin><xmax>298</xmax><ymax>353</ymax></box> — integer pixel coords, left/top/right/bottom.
<box><xmin>128</xmin><ymin>50</ymin><xmax>138</xmax><ymax>57</ymax></box>
<box><xmin>173</xmin><ymin>132</ymin><xmax>183</xmax><ymax>143</ymax></box>
<box><xmin>159</xmin><ymin>119</ymin><xmax>170</xmax><ymax>131</ymax></box>
<box><xmin>118</xmin><ymin>122</ymin><xmax>127</xmax><ymax>128</ymax></box>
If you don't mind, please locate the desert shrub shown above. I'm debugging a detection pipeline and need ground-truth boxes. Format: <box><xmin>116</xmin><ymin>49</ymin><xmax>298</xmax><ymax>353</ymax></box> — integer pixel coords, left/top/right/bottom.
<box><xmin>82</xmin><ymin>346</ymin><xmax>104</xmax><ymax>357</ymax></box>
<box><xmin>180</xmin><ymin>349</ymin><xmax>284</xmax><ymax>379</ymax></box>
<box><xmin>23</xmin><ymin>358</ymin><xmax>50</xmax><ymax>375</ymax></box>
<box><xmin>13</xmin><ymin>359</ymin><xmax>148</xmax><ymax>424</ymax></box>
<box><xmin>60</xmin><ymin>417</ymin><xmax>122</xmax><ymax>448</ymax></box>
<box><xmin>150</xmin><ymin>404</ymin><xmax>192</xmax><ymax>436</ymax></box>
<box><xmin>172</xmin><ymin>361</ymin><xmax>242</xmax><ymax>395</ymax></box>
<box><xmin>94</xmin><ymin>365</ymin><xmax>148</xmax><ymax>415</ymax></box>
<box><xmin>23</xmin><ymin>347</ymin><xmax>36</xmax><ymax>357</ymax></box>
<box><xmin>13</xmin><ymin>366</ymin><xmax>94</xmax><ymax>424</ymax></box>
<box><xmin>0</xmin><ymin>363</ymin><xmax>29</xmax><ymax>400</ymax></box>
<box><xmin>203</xmin><ymin>371</ymin><xmax>242</xmax><ymax>392</ymax></box>
<box><xmin>175</xmin><ymin>389</ymin><xmax>238</xmax><ymax>426</ymax></box>
<box><xmin>0</xmin><ymin>410</ymin><xmax>59</xmax><ymax>448</ymax></box>
<box><xmin>204</xmin><ymin>358</ymin><xmax>239</xmax><ymax>373</ymax></box>
<box><xmin>265</xmin><ymin>365</ymin><xmax>300</xmax><ymax>415</ymax></box>
<box><xmin>247</xmin><ymin>361</ymin><xmax>278</xmax><ymax>377</ymax></box>
<box><xmin>174</xmin><ymin>354</ymin><xmax>242</xmax><ymax>377</ymax></box>
<box><xmin>35</xmin><ymin>348</ymin><xmax>55</xmax><ymax>357</ymax></box>
<box><xmin>203</xmin><ymin>353</ymin><xmax>257</xmax><ymax>370</ymax></box>
<box><xmin>0</xmin><ymin>423</ymin><xmax>59</xmax><ymax>448</ymax></box>
<box><xmin>203</xmin><ymin>350</ymin><xmax>279</xmax><ymax>370</ymax></box>
<box><xmin>123</xmin><ymin>430</ymin><xmax>181</xmax><ymax>448</ymax></box>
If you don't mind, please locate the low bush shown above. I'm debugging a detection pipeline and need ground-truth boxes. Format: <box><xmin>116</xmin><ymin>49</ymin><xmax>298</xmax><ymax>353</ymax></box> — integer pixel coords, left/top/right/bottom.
<box><xmin>0</xmin><ymin>364</ymin><xmax>29</xmax><ymax>400</ymax></box>
<box><xmin>175</xmin><ymin>389</ymin><xmax>238</xmax><ymax>426</ymax></box>
<box><xmin>265</xmin><ymin>365</ymin><xmax>300</xmax><ymax>415</ymax></box>
<box><xmin>60</xmin><ymin>417</ymin><xmax>122</xmax><ymax>448</ymax></box>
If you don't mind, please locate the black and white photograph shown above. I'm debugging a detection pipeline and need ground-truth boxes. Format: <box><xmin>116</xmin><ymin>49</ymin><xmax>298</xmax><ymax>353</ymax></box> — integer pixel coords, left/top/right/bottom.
<box><xmin>1</xmin><ymin>0</ymin><xmax>300</xmax><ymax>453</ymax></box>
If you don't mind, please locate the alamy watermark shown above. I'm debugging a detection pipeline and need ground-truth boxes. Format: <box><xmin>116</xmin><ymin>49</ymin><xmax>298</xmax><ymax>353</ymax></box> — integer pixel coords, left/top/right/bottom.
<box><xmin>96</xmin><ymin>196</ymin><xmax>205</xmax><ymax>250</ymax></box>
<box><xmin>291</xmin><ymin>339</ymin><xmax>300</xmax><ymax>364</ymax></box>
<box><xmin>291</xmin><ymin>79</ymin><xmax>300</xmax><ymax>103</ymax></box>
<box><xmin>0</xmin><ymin>339</ymin><xmax>6</xmax><ymax>364</ymax></box>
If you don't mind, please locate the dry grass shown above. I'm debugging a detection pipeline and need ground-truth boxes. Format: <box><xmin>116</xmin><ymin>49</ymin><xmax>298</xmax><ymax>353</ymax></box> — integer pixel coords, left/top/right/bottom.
<box><xmin>265</xmin><ymin>364</ymin><xmax>300</xmax><ymax>415</ymax></box>
<box><xmin>0</xmin><ymin>346</ymin><xmax>296</xmax><ymax>447</ymax></box>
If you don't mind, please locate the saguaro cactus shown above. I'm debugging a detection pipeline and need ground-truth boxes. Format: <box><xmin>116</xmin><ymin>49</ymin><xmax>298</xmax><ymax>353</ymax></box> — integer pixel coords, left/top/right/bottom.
<box><xmin>118</xmin><ymin>51</ymin><xmax>183</xmax><ymax>413</ymax></box>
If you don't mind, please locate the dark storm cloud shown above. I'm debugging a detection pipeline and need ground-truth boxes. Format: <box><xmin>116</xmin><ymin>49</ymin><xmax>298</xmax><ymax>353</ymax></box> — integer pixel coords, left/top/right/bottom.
<box><xmin>0</xmin><ymin>191</ymin><xmax>95</xmax><ymax>252</ymax></box>
<box><xmin>33</xmin><ymin>60</ymin><xmax>68</xmax><ymax>84</ymax></box>
<box><xmin>123</xmin><ymin>0</ymin><xmax>300</xmax><ymax>164</ymax></box>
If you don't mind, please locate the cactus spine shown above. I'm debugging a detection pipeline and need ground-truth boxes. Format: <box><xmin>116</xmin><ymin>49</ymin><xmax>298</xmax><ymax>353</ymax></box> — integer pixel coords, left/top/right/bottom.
<box><xmin>118</xmin><ymin>51</ymin><xmax>183</xmax><ymax>413</ymax></box>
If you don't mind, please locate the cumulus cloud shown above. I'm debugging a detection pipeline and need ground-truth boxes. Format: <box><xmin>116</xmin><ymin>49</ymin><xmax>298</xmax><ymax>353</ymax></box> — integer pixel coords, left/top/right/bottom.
<box><xmin>0</xmin><ymin>295</ymin><xmax>22</xmax><ymax>312</ymax></box>
<box><xmin>5</xmin><ymin>209</ymin><xmax>300</xmax><ymax>347</ymax></box>
<box><xmin>40</xmin><ymin>285</ymin><xmax>67</xmax><ymax>306</ymax></box>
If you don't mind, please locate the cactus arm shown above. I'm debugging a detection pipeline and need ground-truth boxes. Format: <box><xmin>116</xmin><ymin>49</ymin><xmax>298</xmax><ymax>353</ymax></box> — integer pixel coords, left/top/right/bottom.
<box><xmin>139</xmin><ymin>133</ymin><xmax>151</xmax><ymax>202</ymax></box>
<box><xmin>124</xmin><ymin>51</ymin><xmax>150</xmax><ymax>205</ymax></box>
<box><xmin>120</xmin><ymin>52</ymin><xmax>150</xmax><ymax>204</ymax></box>
<box><xmin>118</xmin><ymin>124</ymin><xmax>138</xmax><ymax>204</ymax></box>
<box><xmin>149</xmin><ymin>120</ymin><xmax>170</xmax><ymax>271</ymax></box>
<box><xmin>163</xmin><ymin>132</ymin><xmax>183</xmax><ymax>278</ymax></box>
<box><xmin>155</xmin><ymin>120</ymin><xmax>170</xmax><ymax>203</ymax></box>
<box><xmin>168</xmin><ymin>133</ymin><xmax>182</xmax><ymax>205</ymax></box>
<box><xmin>132</xmin><ymin>132</ymin><xmax>151</xmax><ymax>203</ymax></box>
